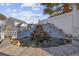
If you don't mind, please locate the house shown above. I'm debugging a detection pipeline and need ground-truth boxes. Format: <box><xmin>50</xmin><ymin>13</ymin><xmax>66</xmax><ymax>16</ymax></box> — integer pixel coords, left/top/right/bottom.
<box><xmin>4</xmin><ymin>17</ymin><xmax>27</xmax><ymax>39</ymax></box>
<box><xmin>39</xmin><ymin>5</ymin><xmax>79</xmax><ymax>36</ymax></box>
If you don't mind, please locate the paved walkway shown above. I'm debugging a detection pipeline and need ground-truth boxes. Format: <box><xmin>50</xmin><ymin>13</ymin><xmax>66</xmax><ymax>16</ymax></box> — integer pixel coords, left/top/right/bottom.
<box><xmin>0</xmin><ymin>52</ymin><xmax>10</xmax><ymax>56</ymax></box>
<box><xmin>0</xmin><ymin>39</ymin><xmax>79</xmax><ymax>56</ymax></box>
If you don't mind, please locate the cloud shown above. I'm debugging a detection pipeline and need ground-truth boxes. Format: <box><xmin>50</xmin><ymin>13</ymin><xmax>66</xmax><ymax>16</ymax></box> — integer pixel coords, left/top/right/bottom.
<box><xmin>32</xmin><ymin>7</ymin><xmax>40</xmax><ymax>10</ymax></box>
<box><xmin>20</xmin><ymin>16</ymin><xmax>40</xmax><ymax>24</ymax></box>
<box><xmin>10</xmin><ymin>9</ymin><xmax>17</xmax><ymax>17</ymax></box>
<box><xmin>13</xmin><ymin>9</ymin><xmax>17</xmax><ymax>13</ymax></box>
<box><xmin>21</xmin><ymin>3</ymin><xmax>35</xmax><ymax>8</ymax></box>
<box><xmin>20</xmin><ymin>11</ymin><xmax>41</xmax><ymax>18</ymax></box>
<box><xmin>6</xmin><ymin>9</ymin><xmax>10</xmax><ymax>12</ymax></box>
<box><xmin>0</xmin><ymin>3</ymin><xmax>10</xmax><ymax>6</ymax></box>
<box><xmin>18</xmin><ymin>11</ymin><xmax>42</xmax><ymax>24</ymax></box>
<box><xmin>21</xmin><ymin>3</ymin><xmax>40</xmax><ymax>11</ymax></box>
<box><xmin>6</xmin><ymin>3</ymin><xmax>10</xmax><ymax>6</ymax></box>
<box><xmin>0</xmin><ymin>3</ymin><xmax>5</xmax><ymax>6</ymax></box>
<box><xmin>12</xmin><ymin>12</ymin><xmax>16</xmax><ymax>17</ymax></box>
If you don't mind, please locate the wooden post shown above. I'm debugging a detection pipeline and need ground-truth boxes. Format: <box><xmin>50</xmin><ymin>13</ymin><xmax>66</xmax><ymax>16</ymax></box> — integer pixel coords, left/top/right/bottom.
<box><xmin>63</xmin><ymin>3</ymin><xmax>70</xmax><ymax>13</ymax></box>
<box><xmin>0</xmin><ymin>20</ymin><xmax>5</xmax><ymax>41</ymax></box>
<box><xmin>72</xmin><ymin>4</ymin><xmax>79</xmax><ymax>37</ymax></box>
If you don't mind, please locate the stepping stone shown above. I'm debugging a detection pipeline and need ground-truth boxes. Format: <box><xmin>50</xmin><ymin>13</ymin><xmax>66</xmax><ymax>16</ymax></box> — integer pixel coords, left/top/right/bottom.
<box><xmin>50</xmin><ymin>47</ymin><xmax>65</xmax><ymax>56</ymax></box>
<box><xmin>58</xmin><ymin>44</ymin><xmax>75</xmax><ymax>56</ymax></box>
<box><xmin>36</xmin><ymin>48</ymin><xmax>50</xmax><ymax>56</ymax></box>
<box><xmin>42</xmin><ymin>47</ymin><xmax>60</xmax><ymax>56</ymax></box>
<box><xmin>58</xmin><ymin>41</ymin><xmax>79</xmax><ymax>56</ymax></box>
<box><xmin>0</xmin><ymin>46</ymin><xmax>19</xmax><ymax>56</ymax></box>
<box><xmin>0</xmin><ymin>45</ymin><xmax>13</xmax><ymax>51</ymax></box>
<box><xmin>51</xmin><ymin>47</ymin><xmax>66</xmax><ymax>56</ymax></box>
<box><xmin>18</xmin><ymin>47</ymin><xmax>30</xmax><ymax>56</ymax></box>
<box><xmin>28</xmin><ymin>47</ymin><xmax>49</xmax><ymax>56</ymax></box>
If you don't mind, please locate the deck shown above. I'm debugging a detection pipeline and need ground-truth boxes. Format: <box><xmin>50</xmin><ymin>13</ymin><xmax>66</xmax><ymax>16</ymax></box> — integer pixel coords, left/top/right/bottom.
<box><xmin>0</xmin><ymin>39</ymin><xmax>79</xmax><ymax>56</ymax></box>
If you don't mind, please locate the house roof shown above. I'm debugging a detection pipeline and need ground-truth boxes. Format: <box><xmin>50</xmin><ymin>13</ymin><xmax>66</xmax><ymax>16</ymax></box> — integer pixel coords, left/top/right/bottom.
<box><xmin>8</xmin><ymin>17</ymin><xmax>27</xmax><ymax>24</ymax></box>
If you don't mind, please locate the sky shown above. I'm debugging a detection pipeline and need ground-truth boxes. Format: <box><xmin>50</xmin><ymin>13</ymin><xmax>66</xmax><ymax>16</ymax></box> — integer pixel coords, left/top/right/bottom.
<box><xmin>0</xmin><ymin>3</ymin><xmax>49</xmax><ymax>24</ymax></box>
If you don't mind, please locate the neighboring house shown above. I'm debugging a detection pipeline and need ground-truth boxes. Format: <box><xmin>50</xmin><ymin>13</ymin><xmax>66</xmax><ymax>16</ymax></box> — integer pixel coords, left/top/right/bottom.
<box><xmin>0</xmin><ymin>20</ymin><xmax>6</xmax><ymax>40</ymax></box>
<box><xmin>4</xmin><ymin>17</ymin><xmax>27</xmax><ymax>39</ymax></box>
<box><xmin>39</xmin><ymin>6</ymin><xmax>79</xmax><ymax>36</ymax></box>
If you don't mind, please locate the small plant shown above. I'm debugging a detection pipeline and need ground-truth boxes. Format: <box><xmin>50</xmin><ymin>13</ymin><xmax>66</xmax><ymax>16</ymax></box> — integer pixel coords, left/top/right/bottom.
<box><xmin>24</xmin><ymin>43</ymin><xmax>30</xmax><ymax>47</ymax></box>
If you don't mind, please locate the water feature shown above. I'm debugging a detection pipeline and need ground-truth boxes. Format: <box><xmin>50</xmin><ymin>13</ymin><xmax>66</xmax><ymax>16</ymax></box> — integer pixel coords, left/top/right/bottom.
<box><xmin>17</xmin><ymin>23</ymin><xmax>72</xmax><ymax>47</ymax></box>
